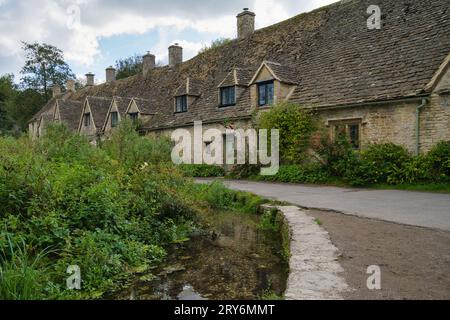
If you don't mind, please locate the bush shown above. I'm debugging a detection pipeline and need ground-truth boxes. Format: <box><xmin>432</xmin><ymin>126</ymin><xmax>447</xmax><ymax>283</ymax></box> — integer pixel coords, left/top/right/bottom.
<box><xmin>255</xmin><ymin>164</ymin><xmax>329</xmax><ymax>184</ymax></box>
<box><xmin>179</xmin><ymin>164</ymin><xmax>225</xmax><ymax>177</ymax></box>
<box><xmin>196</xmin><ymin>181</ymin><xmax>266</xmax><ymax>214</ymax></box>
<box><xmin>426</xmin><ymin>141</ymin><xmax>450</xmax><ymax>182</ymax></box>
<box><xmin>256</xmin><ymin>103</ymin><xmax>316</xmax><ymax>163</ymax></box>
<box><xmin>0</xmin><ymin>121</ymin><xmax>199</xmax><ymax>299</ymax></box>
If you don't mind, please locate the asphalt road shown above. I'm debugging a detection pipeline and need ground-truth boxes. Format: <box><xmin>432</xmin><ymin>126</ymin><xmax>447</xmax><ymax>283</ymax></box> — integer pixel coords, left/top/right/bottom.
<box><xmin>197</xmin><ymin>179</ymin><xmax>450</xmax><ymax>231</ymax></box>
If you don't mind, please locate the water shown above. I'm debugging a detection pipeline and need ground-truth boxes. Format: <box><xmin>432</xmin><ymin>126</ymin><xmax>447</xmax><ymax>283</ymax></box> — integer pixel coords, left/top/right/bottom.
<box><xmin>112</xmin><ymin>210</ymin><xmax>288</xmax><ymax>300</ymax></box>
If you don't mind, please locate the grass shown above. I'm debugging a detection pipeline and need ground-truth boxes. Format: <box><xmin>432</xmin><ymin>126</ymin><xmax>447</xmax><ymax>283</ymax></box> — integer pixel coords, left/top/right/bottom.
<box><xmin>229</xmin><ymin>176</ymin><xmax>450</xmax><ymax>194</ymax></box>
<box><xmin>314</xmin><ymin>219</ymin><xmax>323</xmax><ymax>226</ymax></box>
<box><xmin>0</xmin><ymin>238</ymin><xmax>51</xmax><ymax>300</ymax></box>
<box><xmin>371</xmin><ymin>183</ymin><xmax>450</xmax><ymax>194</ymax></box>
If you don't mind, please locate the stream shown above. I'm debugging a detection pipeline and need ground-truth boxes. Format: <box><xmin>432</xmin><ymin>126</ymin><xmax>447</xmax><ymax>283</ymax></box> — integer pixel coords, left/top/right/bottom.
<box><xmin>112</xmin><ymin>210</ymin><xmax>288</xmax><ymax>300</ymax></box>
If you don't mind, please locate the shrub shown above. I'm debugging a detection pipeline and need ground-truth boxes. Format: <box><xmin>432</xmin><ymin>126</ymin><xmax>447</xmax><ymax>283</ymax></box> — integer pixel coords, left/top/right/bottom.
<box><xmin>0</xmin><ymin>123</ymin><xmax>200</xmax><ymax>299</ymax></box>
<box><xmin>256</xmin><ymin>103</ymin><xmax>316</xmax><ymax>163</ymax></box>
<box><xmin>179</xmin><ymin>164</ymin><xmax>225</xmax><ymax>177</ymax></box>
<box><xmin>426</xmin><ymin>141</ymin><xmax>450</xmax><ymax>182</ymax></box>
<box><xmin>258</xmin><ymin>164</ymin><xmax>329</xmax><ymax>184</ymax></box>
<box><xmin>199</xmin><ymin>181</ymin><xmax>235</xmax><ymax>209</ymax></box>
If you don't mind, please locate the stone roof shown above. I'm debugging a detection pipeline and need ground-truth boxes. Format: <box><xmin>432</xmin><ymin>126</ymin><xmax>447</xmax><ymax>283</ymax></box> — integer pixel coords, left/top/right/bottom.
<box><xmin>174</xmin><ymin>78</ymin><xmax>202</xmax><ymax>97</ymax></box>
<box><xmin>112</xmin><ymin>96</ymin><xmax>133</xmax><ymax>118</ymax></box>
<box><xmin>218</xmin><ymin>68</ymin><xmax>254</xmax><ymax>88</ymax></box>
<box><xmin>132</xmin><ymin>97</ymin><xmax>156</xmax><ymax>115</ymax></box>
<box><xmin>56</xmin><ymin>100</ymin><xmax>83</xmax><ymax>131</ymax></box>
<box><xmin>31</xmin><ymin>0</ymin><xmax>450</xmax><ymax>131</ymax></box>
<box><xmin>85</xmin><ymin>96</ymin><xmax>112</xmax><ymax>130</ymax></box>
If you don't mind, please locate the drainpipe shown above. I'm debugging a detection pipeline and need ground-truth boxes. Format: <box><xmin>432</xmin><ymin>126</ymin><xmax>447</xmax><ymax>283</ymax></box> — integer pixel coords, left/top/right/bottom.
<box><xmin>415</xmin><ymin>98</ymin><xmax>428</xmax><ymax>156</ymax></box>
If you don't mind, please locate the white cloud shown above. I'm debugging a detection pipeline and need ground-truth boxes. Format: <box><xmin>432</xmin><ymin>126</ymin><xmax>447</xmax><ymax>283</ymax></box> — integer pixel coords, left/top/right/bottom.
<box><xmin>0</xmin><ymin>0</ymin><xmax>340</xmax><ymax>79</ymax></box>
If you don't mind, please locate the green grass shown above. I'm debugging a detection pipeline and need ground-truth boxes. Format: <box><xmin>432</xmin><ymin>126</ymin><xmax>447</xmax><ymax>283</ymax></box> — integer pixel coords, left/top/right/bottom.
<box><xmin>232</xmin><ymin>176</ymin><xmax>450</xmax><ymax>194</ymax></box>
<box><xmin>0</xmin><ymin>239</ymin><xmax>51</xmax><ymax>300</ymax></box>
<box><xmin>370</xmin><ymin>183</ymin><xmax>450</xmax><ymax>194</ymax></box>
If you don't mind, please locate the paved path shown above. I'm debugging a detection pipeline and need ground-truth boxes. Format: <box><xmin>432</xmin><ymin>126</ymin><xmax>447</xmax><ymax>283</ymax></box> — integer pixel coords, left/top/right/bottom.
<box><xmin>197</xmin><ymin>179</ymin><xmax>450</xmax><ymax>231</ymax></box>
<box><xmin>266</xmin><ymin>205</ymin><xmax>349</xmax><ymax>300</ymax></box>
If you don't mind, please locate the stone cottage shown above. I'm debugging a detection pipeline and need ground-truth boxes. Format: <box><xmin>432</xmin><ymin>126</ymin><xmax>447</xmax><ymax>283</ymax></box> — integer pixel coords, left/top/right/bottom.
<box><xmin>29</xmin><ymin>0</ymin><xmax>450</xmax><ymax>155</ymax></box>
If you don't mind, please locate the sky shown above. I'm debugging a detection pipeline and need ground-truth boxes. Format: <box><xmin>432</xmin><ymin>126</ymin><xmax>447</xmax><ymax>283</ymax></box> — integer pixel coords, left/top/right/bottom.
<box><xmin>0</xmin><ymin>0</ymin><xmax>338</xmax><ymax>84</ymax></box>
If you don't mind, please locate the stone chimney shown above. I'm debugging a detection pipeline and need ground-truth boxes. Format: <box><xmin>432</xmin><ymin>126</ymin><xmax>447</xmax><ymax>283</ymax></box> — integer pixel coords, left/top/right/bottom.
<box><xmin>237</xmin><ymin>8</ymin><xmax>255</xmax><ymax>39</ymax></box>
<box><xmin>52</xmin><ymin>85</ymin><xmax>61</xmax><ymax>98</ymax></box>
<box><xmin>143</xmin><ymin>52</ymin><xmax>156</xmax><ymax>76</ymax></box>
<box><xmin>169</xmin><ymin>43</ymin><xmax>183</xmax><ymax>67</ymax></box>
<box><xmin>106</xmin><ymin>66</ymin><xmax>116</xmax><ymax>84</ymax></box>
<box><xmin>66</xmin><ymin>80</ymin><xmax>76</xmax><ymax>93</ymax></box>
<box><xmin>85</xmin><ymin>73</ymin><xmax>95</xmax><ymax>86</ymax></box>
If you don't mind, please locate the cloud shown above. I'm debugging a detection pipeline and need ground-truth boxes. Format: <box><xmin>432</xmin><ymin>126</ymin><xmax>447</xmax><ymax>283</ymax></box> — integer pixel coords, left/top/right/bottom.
<box><xmin>0</xmin><ymin>0</ymin><xmax>339</xmax><ymax>80</ymax></box>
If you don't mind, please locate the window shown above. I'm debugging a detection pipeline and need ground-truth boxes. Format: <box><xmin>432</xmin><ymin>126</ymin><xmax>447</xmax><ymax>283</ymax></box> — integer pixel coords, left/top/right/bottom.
<box><xmin>349</xmin><ymin>124</ymin><xmax>360</xmax><ymax>149</ymax></box>
<box><xmin>258</xmin><ymin>81</ymin><xmax>274</xmax><ymax>106</ymax></box>
<box><xmin>175</xmin><ymin>95</ymin><xmax>188</xmax><ymax>113</ymax></box>
<box><xmin>129</xmin><ymin>113</ymin><xmax>139</xmax><ymax>122</ymax></box>
<box><xmin>111</xmin><ymin>112</ymin><xmax>119</xmax><ymax>127</ymax></box>
<box><xmin>83</xmin><ymin>113</ymin><xmax>90</xmax><ymax>127</ymax></box>
<box><xmin>331</xmin><ymin>121</ymin><xmax>361</xmax><ymax>150</ymax></box>
<box><xmin>220</xmin><ymin>86</ymin><xmax>236</xmax><ymax>107</ymax></box>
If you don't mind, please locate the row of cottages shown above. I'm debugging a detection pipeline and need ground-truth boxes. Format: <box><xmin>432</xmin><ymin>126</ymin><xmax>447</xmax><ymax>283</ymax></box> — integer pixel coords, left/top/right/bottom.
<box><xmin>29</xmin><ymin>0</ymin><xmax>450</xmax><ymax>155</ymax></box>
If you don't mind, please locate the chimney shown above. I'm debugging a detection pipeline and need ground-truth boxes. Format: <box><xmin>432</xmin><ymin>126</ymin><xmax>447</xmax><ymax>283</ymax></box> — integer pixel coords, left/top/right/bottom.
<box><xmin>85</xmin><ymin>73</ymin><xmax>95</xmax><ymax>86</ymax></box>
<box><xmin>106</xmin><ymin>66</ymin><xmax>116</xmax><ymax>84</ymax></box>
<box><xmin>143</xmin><ymin>52</ymin><xmax>156</xmax><ymax>76</ymax></box>
<box><xmin>169</xmin><ymin>43</ymin><xmax>183</xmax><ymax>67</ymax></box>
<box><xmin>66</xmin><ymin>80</ymin><xmax>76</xmax><ymax>93</ymax></box>
<box><xmin>237</xmin><ymin>8</ymin><xmax>255</xmax><ymax>39</ymax></box>
<box><xmin>52</xmin><ymin>85</ymin><xmax>61</xmax><ymax>98</ymax></box>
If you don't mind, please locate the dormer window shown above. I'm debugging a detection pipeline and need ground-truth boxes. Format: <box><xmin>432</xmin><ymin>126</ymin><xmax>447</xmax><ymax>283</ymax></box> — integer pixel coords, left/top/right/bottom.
<box><xmin>220</xmin><ymin>86</ymin><xmax>236</xmax><ymax>107</ymax></box>
<box><xmin>111</xmin><ymin>112</ymin><xmax>119</xmax><ymax>127</ymax></box>
<box><xmin>84</xmin><ymin>113</ymin><xmax>91</xmax><ymax>127</ymax></box>
<box><xmin>129</xmin><ymin>113</ymin><xmax>139</xmax><ymax>122</ymax></box>
<box><xmin>175</xmin><ymin>95</ymin><xmax>188</xmax><ymax>113</ymax></box>
<box><xmin>258</xmin><ymin>81</ymin><xmax>274</xmax><ymax>106</ymax></box>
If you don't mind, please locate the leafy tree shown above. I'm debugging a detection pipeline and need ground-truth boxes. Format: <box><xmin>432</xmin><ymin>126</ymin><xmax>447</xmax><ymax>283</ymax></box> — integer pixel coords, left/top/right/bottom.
<box><xmin>199</xmin><ymin>38</ymin><xmax>232</xmax><ymax>54</ymax></box>
<box><xmin>115</xmin><ymin>55</ymin><xmax>143</xmax><ymax>80</ymax></box>
<box><xmin>5</xmin><ymin>88</ymin><xmax>45</xmax><ymax>132</ymax></box>
<box><xmin>0</xmin><ymin>74</ymin><xmax>16</xmax><ymax>134</ymax></box>
<box><xmin>20</xmin><ymin>42</ymin><xmax>75</xmax><ymax>102</ymax></box>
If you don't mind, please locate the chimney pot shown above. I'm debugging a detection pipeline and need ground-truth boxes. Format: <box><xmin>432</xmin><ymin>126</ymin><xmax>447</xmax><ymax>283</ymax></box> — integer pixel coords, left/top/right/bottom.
<box><xmin>66</xmin><ymin>80</ymin><xmax>76</xmax><ymax>93</ymax></box>
<box><xmin>237</xmin><ymin>8</ymin><xmax>255</xmax><ymax>39</ymax></box>
<box><xmin>85</xmin><ymin>73</ymin><xmax>95</xmax><ymax>86</ymax></box>
<box><xmin>169</xmin><ymin>44</ymin><xmax>183</xmax><ymax>67</ymax></box>
<box><xmin>143</xmin><ymin>52</ymin><xmax>156</xmax><ymax>76</ymax></box>
<box><xmin>106</xmin><ymin>66</ymin><xmax>116</xmax><ymax>84</ymax></box>
<box><xmin>52</xmin><ymin>85</ymin><xmax>61</xmax><ymax>98</ymax></box>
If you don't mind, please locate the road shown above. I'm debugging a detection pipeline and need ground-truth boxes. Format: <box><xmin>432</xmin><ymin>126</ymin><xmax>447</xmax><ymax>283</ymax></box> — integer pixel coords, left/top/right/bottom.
<box><xmin>197</xmin><ymin>179</ymin><xmax>450</xmax><ymax>231</ymax></box>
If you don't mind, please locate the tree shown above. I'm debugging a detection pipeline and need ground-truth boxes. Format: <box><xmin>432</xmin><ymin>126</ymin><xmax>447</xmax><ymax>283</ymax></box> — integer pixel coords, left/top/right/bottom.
<box><xmin>20</xmin><ymin>42</ymin><xmax>75</xmax><ymax>102</ymax></box>
<box><xmin>115</xmin><ymin>55</ymin><xmax>143</xmax><ymax>80</ymax></box>
<box><xmin>0</xmin><ymin>74</ymin><xmax>16</xmax><ymax>134</ymax></box>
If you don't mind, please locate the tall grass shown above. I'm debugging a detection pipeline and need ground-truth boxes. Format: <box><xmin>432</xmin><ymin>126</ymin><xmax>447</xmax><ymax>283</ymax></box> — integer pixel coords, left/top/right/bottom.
<box><xmin>0</xmin><ymin>238</ymin><xmax>50</xmax><ymax>300</ymax></box>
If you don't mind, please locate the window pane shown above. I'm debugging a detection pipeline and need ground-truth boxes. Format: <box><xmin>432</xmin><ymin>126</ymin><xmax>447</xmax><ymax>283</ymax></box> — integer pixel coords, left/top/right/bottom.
<box><xmin>84</xmin><ymin>114</ymin><xmax>90</xmax><ymax>127</ymax></box>
<box><xmin>349</xmin><ymin>124</ymin><xmax>360</xmax><ymax>149</ymax></box>
<box><xmin>258</xmin><ymin>84</ymin><xmax>266</xmax><ymax>106</ymax></box>
<box><xmin>176</xmin><ymin>96</ymin><xmax>187</xmax><ymax>112</ymax></box>
<box><xmin>220</xmin><ymin>87</ymin><xmax>235</xmax><ymax>106</ymax></box>
<box><xmin>111</xmin><ymin>112</ymin><xmax>118</xmax><ymax>127</ymax></box>
<box><xmin>129</xmin><ymin>113</ymin><xmax>138</xmax><ymax>122</ymax></box>
<box><xmin>267</xmin><ymin>82</ymin><xmax>274</xmax><ymax>105</ymax></box>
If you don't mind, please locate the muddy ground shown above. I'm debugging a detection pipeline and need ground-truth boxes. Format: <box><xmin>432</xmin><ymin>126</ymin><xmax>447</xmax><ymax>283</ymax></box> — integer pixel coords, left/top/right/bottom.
<box><xmin>309</xmin><ymin>209</ymin><xmax>450</xmax><ymax>300</ymax></box>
